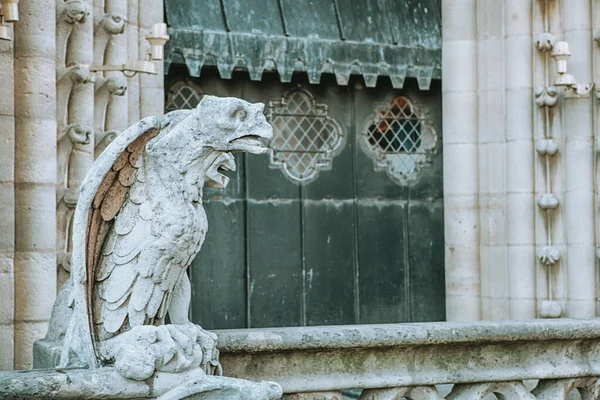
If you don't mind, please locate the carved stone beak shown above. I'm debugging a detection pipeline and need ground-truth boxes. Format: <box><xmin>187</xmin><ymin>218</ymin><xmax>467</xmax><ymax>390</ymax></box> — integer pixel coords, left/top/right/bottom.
<box><xmin>227</xmin><ymin>120</ymin><xmax>274</xmax><ymax>154</ymax></box>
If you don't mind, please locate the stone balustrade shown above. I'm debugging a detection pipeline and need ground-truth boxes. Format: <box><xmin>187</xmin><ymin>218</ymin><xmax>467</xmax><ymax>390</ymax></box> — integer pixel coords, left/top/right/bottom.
<box><xmin>5</xmin><ymin>318</ymin><xmax>600</xmax><ymax>398</ymax></box>
<box><xmin>214</xmin><ymin>318</ymin><xmax>600</xmax><ymax>399</ymax></box>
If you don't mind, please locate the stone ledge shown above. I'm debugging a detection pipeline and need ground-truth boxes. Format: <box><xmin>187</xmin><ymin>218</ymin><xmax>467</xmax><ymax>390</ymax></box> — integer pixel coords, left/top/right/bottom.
<box><xmin>214</xmin><ymin>319</ymin><xmax>600</xmax><ymax>393</ymax></box>
<box><xmin>214</xmin><ymin>318</ymin><xmax>600</xmax><ymax>353</ymax></box>
<box><xmin>0</xmin><ymin>367</ymin><xmax>281</xmax><ymax>399</ymax></box>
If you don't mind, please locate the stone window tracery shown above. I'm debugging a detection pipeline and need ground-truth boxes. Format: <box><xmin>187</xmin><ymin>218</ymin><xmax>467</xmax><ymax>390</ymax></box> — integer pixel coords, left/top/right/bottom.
<box><xmin>360</xmin><ymin>96</ymin><xmax>437</xmax><ymax>184</ymax></box>
<box><xmin>165</xmin><ymin>80</ymin><xmax>204</xmax><ymax>111</ymax></box>
<box><xmin>266</xmin><ymin>88</ymin><xmax>344</xmax><ymax>184</ymax></box>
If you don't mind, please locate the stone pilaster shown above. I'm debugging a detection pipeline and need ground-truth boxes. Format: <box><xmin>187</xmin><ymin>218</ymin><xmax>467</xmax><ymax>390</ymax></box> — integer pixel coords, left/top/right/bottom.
<box><xmin>504</xmin><ymin>0</ymin><xmax>536</xmax><ymax>319</ymax></box>
<box><xmin>443</xmin><ymin>0</ymin><xmax>482</xmax><ymax>320</ymax></box>
<box><xmin>13</xmin><ymin>0</ymin><xmax>57</xmax><ymax>369</ymax></box>
<box><xmin>0</xmin><ymin>29</ymin><xmax>15</xmax><ymax>371</ymax></box>
<box><xmin>562</xmin><ymin>0</ymin><xmax>596</xmax><ymax>318</ymax></box>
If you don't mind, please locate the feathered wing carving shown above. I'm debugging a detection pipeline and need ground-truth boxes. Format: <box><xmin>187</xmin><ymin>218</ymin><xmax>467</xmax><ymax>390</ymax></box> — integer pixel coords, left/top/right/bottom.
<box><xmin>61</xmin><ymin>112</ymin><xmax>190</xmax><ymax>367</ymax></box>
<box><xmin>88</xmin><ymin>127</ymin><xmax>161</xmax><ymax>341</ymax></box>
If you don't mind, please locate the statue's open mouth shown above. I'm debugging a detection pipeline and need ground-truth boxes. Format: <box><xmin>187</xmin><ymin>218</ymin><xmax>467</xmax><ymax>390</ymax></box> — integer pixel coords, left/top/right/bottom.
<box><xmin>228</xmin><ymin>134</ymin><xmax>269</xmax><ymax>154</ymax></box>
<box><xmin>205</xmin><ymin>153</ymin><xmax>236</xmax><ymax>189</ymax></box>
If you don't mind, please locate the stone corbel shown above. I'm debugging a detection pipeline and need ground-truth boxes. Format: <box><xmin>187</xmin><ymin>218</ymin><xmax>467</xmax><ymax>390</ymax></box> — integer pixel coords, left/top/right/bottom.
<box><xmin>93</xmin><ymin>13</ymin><xmax>126</xmax><ymax>65</ymax></box>
<box><xmin>57</xmin><ymin>124</ymin><xmax>93</xmax><ymax>190</ymax></box>
<box><xmin>94</xmin><ymin>129</ymin><xmax>119</xmax><ymax>158</ymax></box>
<box><xmin>56</xmin><ymin>64</ymin><xmax>94</xmax><ymax>126</ymax></box>
<box><xmin>56</xmin><ymin>123</ymin><xmax>91</xmax><ymax>284</ymax></box>
<box><xmin>56</xmin><ymin>0</ymin><xmax>90</xmax><ymax>67</ymax></box>
<box><xmin>94</xmin><ymin>76</ymin><xmax>127</xmax><ymax>137</ymax></box>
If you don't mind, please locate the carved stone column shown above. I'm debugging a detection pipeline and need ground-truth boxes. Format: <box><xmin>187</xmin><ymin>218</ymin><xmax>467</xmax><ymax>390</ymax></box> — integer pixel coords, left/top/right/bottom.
<box><xmin>562</xmin><ymin>0</ymin><xmax>596</xmax><ymax>318</ymax></box>
<box><xmin>442</xmin><ymin>0</ymin><xmax>481</xmax><ymax>320</ymax></box>
<box><xmin>13</xmin><ymin>0</ymin><xmax>57</xmax><ymax>369</ymax></box>
<box><xmin>505</xmin><ymin>0</ymin><xmax>536</xmax><ymax>319</ymax></box>
<box><xmin>476</xmin><ymin>1</ymin><xmax>509</xmax><ymax>320</ymax></box>
<box><xmin>0</xmin><ymin>28</ymin><xmax>15</xmax><ymax>371</ymax></box>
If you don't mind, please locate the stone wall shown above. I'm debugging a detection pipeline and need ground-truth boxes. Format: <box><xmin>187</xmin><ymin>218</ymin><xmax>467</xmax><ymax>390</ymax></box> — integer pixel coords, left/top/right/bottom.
<box><xmin>0</xmin><ymin>0</ymin><xmax>164</xmax><ymax>370</ymax></box>
<box><xmin>443</xmin><ymin>0</ymin><xmax>599</xmax><ymax>320</ymax></box>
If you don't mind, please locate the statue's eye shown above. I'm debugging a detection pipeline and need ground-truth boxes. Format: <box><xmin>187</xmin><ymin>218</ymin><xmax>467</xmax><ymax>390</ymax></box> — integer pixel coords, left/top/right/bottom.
<box><xmin>231</xmin><ymin>107</ymin><xmax>247</xmax><ymax>122</ymax></box>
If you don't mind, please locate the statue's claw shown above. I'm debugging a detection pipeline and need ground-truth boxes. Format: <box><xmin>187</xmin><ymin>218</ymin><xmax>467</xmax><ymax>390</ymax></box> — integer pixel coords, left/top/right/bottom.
<box><xmin>101</xmin><ymin>323</ymin><xmax>221</xmax><ymax>380</ymax></box>
<box><xmin>187</xmin><ymin>322</ymin><xmax>222</xmax><ymax>376</ymax></box>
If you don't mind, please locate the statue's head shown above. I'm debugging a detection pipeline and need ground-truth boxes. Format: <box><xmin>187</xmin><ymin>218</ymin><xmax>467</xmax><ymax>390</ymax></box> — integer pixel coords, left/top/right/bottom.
<box><xmin>196</xmin><ymin>95</ymin><xmax>274</xmax><ymax>155</ymax></box>
<box><xmin>147</xmin><ymin>96</ymin><xmax>274</xmax><ymax>192</ymax></box>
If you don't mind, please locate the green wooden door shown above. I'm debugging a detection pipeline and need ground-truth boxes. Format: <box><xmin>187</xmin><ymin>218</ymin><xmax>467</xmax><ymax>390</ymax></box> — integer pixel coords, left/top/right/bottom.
<box><xmin>165</xmin><ymin>67</ymin><xmax>444</xmax><ymax>329</ymax></box>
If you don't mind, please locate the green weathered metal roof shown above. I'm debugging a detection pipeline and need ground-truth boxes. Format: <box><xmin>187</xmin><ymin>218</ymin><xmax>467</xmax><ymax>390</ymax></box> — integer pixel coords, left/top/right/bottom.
<box><xmin>164</xmin><ymin>0</ymin><xmax>441</xmax><ymax>89</ymax></box>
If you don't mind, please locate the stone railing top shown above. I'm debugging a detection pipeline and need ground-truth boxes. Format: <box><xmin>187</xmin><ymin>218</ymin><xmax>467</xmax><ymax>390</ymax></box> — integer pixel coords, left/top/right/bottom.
<box><xmin>215</xmin><ymin>318</ymin><xmax>600</xmax><ymax>353</ymax></box>
<box><xmin>215</xmin><ymin>318</ymin><xmax>600</xmax><ymax>394</ymax></box>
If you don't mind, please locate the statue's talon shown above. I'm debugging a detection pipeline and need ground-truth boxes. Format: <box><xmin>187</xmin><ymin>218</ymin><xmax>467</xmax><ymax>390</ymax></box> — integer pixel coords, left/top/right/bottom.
<box><xmin>186</xmin><ymin>323</ymin><xmax>222</xmax><ymax>375</ymax></box>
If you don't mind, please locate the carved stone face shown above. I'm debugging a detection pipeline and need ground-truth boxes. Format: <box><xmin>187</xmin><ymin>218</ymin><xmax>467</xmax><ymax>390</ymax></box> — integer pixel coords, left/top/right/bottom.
<box><xmin>102</xmin><ymin>13</ymin><xmax>127</xmax><ymax>35</ymax></box>
<box><xmin>107</xmin><ymin>77</ymin><xmax>127</xmax><ymax>96</ymax></box>
<box><xmin>194</xmin><ymin>96</ymin><xmax>273</xmax><ymax>189</ymax></box>
<box><xmin>147</xmin><ymin>96</ymin><xmax>273</xmax><ymax>193</ymax></box>
<box><xmin>65</xmin><ymin>0</ymin><xmax>90</xmax><ymax>24</ymax></box>
<box><xmin>196</xmin><ymin>95</ymin><xmax>274</xmax><ymax>155</ymax></box>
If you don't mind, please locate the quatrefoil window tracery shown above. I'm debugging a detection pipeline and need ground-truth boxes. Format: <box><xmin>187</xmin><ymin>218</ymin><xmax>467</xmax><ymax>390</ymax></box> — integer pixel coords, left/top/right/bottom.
<box><xmin>360</xmin><ymin>96</ymin><xmax>437</xmax><ymax>185</ymax></box>
<box><xmin>165</xmin><ymin>81</ymin><xmax>204</xmax><ymax>112</ymax></box>
<box><xmin>266</xmin><ymin>88</ymin><xmax>344</xmax><ymax>184</ymax></box>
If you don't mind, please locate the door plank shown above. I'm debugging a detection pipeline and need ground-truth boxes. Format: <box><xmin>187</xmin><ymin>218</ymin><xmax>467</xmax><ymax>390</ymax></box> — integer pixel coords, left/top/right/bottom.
<box><xmin>302</xmin><ymin>200</ymin><xmax>356</xmax><ymax>325</ymax></box>
<box><xmin>407</xmin><ymin>200</ymin><xmax>445</xmax><ymax>322</ymax></box>
<box><xmin>357</xmin><ymin>201</ymin><xmax>410</xmax><ymax>324</ymax></box>
<box><xmin>190</xmin><ymin>200</ymin><xmax>247</xmax><ymax>329</ymax></box>
<box><xmin>247</xmin><ymin>200</ymin><xmax>303</xmax><ymax>327</ymax></box>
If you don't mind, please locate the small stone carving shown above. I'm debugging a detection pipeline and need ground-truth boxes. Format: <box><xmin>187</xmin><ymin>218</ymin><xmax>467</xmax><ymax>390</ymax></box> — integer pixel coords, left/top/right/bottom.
<box><xmin>538</xmin><ymin>245</ymin><xmax>560</xmax><ymax>266</ymax></box>
<box><xmin>535</xmin><ymin>139</ymin><xmax>558</xmax><ymax>156</ymax></box>
<box><xmin>534</xmin><ymin>87</ymin><xmax>558</xmax><ymax>108</ymax></box>
<box><xmin>534</xmin><ymin>32</ymin><xmax>555</xmax><ymax>52</ymax></box>
<box><xmin>537</xmin><ymin>193</ymin><xmax>559</xmax><ymax>210</ymax></box>
<box><xmin>55</xmin><ymin>96</ymin><xmax>280</xmax><ymax>398</ymax></box>
<box><xmin>63</xmin><ymin>0</ymin><xmax>90</xmax><ymax>24</ymax></box>
<box><xmin>100</xmin><ymin>13</ymin><xmax>127</xmax><ymax>35</ymax></box>
<box><xmin>106</xmin><ymin>76</ymin><xmax>127</xmax><ymax>96</ymax></box>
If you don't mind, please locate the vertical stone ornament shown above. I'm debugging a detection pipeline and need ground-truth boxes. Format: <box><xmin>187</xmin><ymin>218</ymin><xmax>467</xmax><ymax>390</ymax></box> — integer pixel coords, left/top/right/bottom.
<box><xmin>534</xmin><ymin>0</ymin><xmax>562</xmax><ymax>319</ymax></box>
<box><xmin>56</xmin><ymin>0</ymin><xmax>94</xmax><ymax>289</ymax></box>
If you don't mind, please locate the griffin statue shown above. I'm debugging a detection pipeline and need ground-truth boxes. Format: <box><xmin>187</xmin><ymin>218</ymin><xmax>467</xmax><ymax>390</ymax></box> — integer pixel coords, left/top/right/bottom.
<box><xmin>58</xmin><ymin>95</ymin><xmax>274</xmax><ymax>385</ymax></box>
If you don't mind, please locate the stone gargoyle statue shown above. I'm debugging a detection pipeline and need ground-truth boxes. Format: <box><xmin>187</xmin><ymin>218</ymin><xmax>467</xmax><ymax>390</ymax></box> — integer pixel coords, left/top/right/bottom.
<box><xmin>53</xmin><ymin>96</ymin><xmax>281</xmax><ymax>399</ymax></box>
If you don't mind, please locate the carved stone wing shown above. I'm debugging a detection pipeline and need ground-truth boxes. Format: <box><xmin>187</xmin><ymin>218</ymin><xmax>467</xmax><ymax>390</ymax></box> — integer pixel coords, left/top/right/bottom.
<box><xmin>60</xmin><ymin>112</ymin><xmax>190</xmax><ymax>369</ymax></box>
<box><xmin>88</xmin><ymin>127</ymin><xmax>159</xmax><ymax>341</ymax></box>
